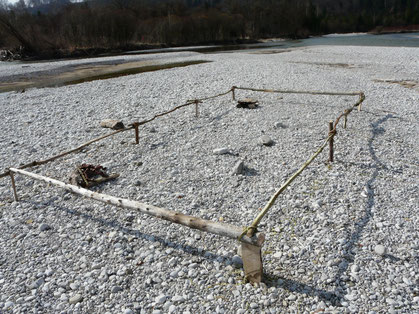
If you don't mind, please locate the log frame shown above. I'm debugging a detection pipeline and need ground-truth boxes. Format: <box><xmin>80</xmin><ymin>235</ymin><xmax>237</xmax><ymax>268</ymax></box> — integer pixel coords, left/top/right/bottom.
<box><xmin>9</xmin><ymin>168</ymin><xmax>265</xmax><ymax>247</ymax></box>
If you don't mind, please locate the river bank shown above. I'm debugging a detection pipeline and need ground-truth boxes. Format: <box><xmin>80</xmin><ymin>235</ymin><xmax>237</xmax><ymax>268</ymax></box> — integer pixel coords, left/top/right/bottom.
<box><xmin>0</xmin><ymin>45</ymin><xmax>418</xmax><ymax>313</ymax></box>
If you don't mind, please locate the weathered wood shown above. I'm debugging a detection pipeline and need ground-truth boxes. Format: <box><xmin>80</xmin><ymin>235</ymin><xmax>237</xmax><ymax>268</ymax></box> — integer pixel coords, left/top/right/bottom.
<box><xmin>100</xmin><ymin>119</ymin><xmax>125</xmax><ymax>130</ymax></box>
<box><xmin>195</xmin><ymin>101</ymin><xmax>199</xmax><ymax>118</ymax></box>
<box><xmin>9</xmin><ymin>172</ymin><xmax>18</xmax><ymax>202</ymax></box>
<box><xmin>69</xmin><ymin>169</ymin><xmax>119</xmax><ymax>188</ymax></box>
<box><xmin>237</xmin><ymin>98</ymin><xmax>258</xmax><ymax>109</ymax></box>
<box><xmin>242</xmin><ymin>241</ymin><xmax>264</xmax><ymax>283</ymax></box>
<box><xmin>9</xmin><ymin>168</ymin><xmax>265</xmax><ymax>247</ymax></box>
<box><xmin>0</xmin><ymin>127</ymin><xmax>132</xmax><ymax>179</ymax></box>
<box><xmin>133</xmin><ymin>122</ymin><xmax>140</xmax><ymax>144</ymax></box>
<box><xmin>232</xmin><ymin>87</ymin><xmax>236</xmax><ymax>100</ymax></box>
<box><xmin>329</xmin><ymin>121</ymin><xmax>334</xmax><ymax>162</ymax></box>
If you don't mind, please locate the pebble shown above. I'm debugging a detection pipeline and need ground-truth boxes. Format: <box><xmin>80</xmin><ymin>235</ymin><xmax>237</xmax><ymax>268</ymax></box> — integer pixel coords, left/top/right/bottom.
<box><xmin>259</xmin><ymin>135</ymin><xmax>274</xmax><ymax>146</ymax></box>
<box><xmin>111</xmin><ymin>286</ymin><xmax>122</xmax><ymax>293</ymax></box>
<box><xmin>231</xmin><ymin>160</ymin><xmax>244</xmax><ymax>175</ymax></box>
<box><xmin>232</xmin><ymin>255</ymin><xmax>243</xmax><ymax>267</ymax></box>
<box><xmin>250</xmin><ymin>302</ymin><xmax>258</xmax><ymax>309</ymax></box>
<box><xmin>69</xmin><ymin>294</ymin><xmax>83</xmax><ymax>304</ymax></box>
<box><xmin>213</xmin><ymin>148</ymin><xmax>230</xmax><ymax>155</ymax></box>
<box><xmin>3</xmin><ymin>301</ymin><xmax>14</xmax><ymax>309</ymax></box>
<box><xmin>155</xmin><ymin>294</ymin><xmax>167</xmax><ymax>304</ymax></box>
<box><xmin>39</xmin><ymin>223</ymin><xmax>51</xmax><ymax>231</ymax></box>
<box><xmin>374</xmin><ymin>245</ymin><xmax>387</xmax><ymax>256</ymax></box>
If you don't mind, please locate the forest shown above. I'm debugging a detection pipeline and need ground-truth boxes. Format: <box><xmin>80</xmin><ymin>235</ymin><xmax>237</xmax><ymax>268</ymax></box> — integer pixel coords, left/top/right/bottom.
<box><xmin>1</xmin><ymin>0</ymin><xmax>418</xmax><ymax>59</ymax></box>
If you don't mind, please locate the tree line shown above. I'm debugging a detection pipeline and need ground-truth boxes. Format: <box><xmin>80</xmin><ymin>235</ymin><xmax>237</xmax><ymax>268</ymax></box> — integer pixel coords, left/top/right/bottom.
<box><xmin>1</xmin><ymin>0</ymin><xmax>418</xmax><ymax>59</ymax></box>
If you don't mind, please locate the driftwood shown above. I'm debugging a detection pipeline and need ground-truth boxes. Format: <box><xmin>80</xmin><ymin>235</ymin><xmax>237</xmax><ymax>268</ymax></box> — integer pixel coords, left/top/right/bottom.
<box><xmin>9</xmin><ymin>168</ymin><xmax>265</xmax><ymax>247</ymax></box>
<box><xmin>69</xmin><ymin>164</ymin><xmax>119</xmax><ymax>188</ymax></box>
<box><xmin>237</xmin><ymin>98</ymin><xmax>258</xmax><ymax>109</ymax></box>
<box><xmin>100</xmin><ymin>119</ymin><xmax>125</xmax><ymax>130</ymax></box>
<box><xmin>10</xmin><ymin>167</ymin><xmax>265</xmax><ymax>283</ymax></box>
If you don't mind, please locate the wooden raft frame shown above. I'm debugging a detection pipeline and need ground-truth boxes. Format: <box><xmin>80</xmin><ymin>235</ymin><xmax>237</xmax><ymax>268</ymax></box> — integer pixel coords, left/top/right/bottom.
<box><xmin>2</xmin><ymin>86</ymin><xmax>366</xmax><ymax>284</ymax></box>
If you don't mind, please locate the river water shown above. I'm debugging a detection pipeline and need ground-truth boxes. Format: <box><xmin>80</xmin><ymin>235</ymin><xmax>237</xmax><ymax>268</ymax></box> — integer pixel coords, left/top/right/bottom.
<box><xmin>125</xmin><ymin>32</ymin><xmax>419</xmax><ymax>55</ymax></box>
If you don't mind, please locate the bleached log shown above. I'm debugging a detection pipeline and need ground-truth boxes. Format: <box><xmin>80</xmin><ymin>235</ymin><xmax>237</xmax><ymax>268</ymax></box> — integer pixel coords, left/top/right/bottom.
<box><xmin>9</xmin><ymin>168</ymin><xmax>265</xmax><ymax>247</ymax></box>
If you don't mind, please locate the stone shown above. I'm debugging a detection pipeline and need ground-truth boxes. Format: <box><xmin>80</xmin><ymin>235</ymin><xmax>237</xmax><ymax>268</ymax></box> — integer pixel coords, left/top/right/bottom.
<box><xmin>172</xmin><ymin>295</ymin><xmax>185</xmax><ymax>303</ymax></box>
<box><xmin>260</xmin><ymin>135</ymin><xmax>274</xmax><ymax>146</ymax></box>
<box><xmin>69</xmin><ymin>294</ymin><xmax>83</xmax><ymax>304</ymax></box>
<box><xmin>39</xmin><ymin>223</ymin><xmax>51</xmax><ymax>231</ymax></box>
<box><xmin>250</xmin><ymin>302</ymin><xmax>258</xmax><ymax>309</ymax></box>
<box><xmin>155</xmin><ymin>294</ymin><xmax>167</xmax><ymax>304</ymax></box>
<box><xmin>288</xmin><ymin>294</ymin><xmax>297</xmax><ymax>301</ymax></box>
<box><xmin>374</xmin><ymin>245</ymin><xmax>387</xmax><ymax>256</ymax></box>
<box><xmin>3</xmin><ymin>301</ymin><xmax>14</xmax><ymax>309</ymax></box>
<box><xmin>111</xmin><ymin>286</ymin><xmax>122</xmax><ymax>293</ymax></box>
<box><xmin>232</xmin><ymin>255</ymin><xmax>243</xmax><ymax>268</ymax></box>
<box><xmin>274</xmin><ymin>122</ymin><xmax>287</xmax><ymax>129</ymax></box>
<box><xmin>213</xmin><ymin>148</ymin><xmax>230</xmax><ymax>155</ymax></box>
<box><xmin>231</xmin><ymin>160</ymin><xmax>244</xmax><ymax>175</ymax></box>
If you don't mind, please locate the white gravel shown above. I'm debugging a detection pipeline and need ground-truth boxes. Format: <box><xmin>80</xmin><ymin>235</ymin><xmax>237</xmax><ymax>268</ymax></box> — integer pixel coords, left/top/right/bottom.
<box><xmin>0</xmin><ymin>45</ymin><xmax>418</xmax><ymax>313</ymax></box>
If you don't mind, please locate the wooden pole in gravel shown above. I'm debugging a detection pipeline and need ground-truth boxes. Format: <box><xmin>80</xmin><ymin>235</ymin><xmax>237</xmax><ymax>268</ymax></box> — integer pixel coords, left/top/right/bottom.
<box><xmin>328</xmin><ymin>121</ymin><xmax>334</xmax><ymax>162</ymax></box>
<box><xmin>9</xmin><ymin>167</ymin><xmax>265</xmax><ymax>283</ymax></box>
<box><xmin>232</xmin><ymin>86</ymin><xmax>236</xmax><ymax>101</ymax></box>
<box><xmin>9</xmin><ymin>172</ymin><xmax>18</xmax><ymax>201</ymax></box>
<box><xmin>195</xmin><ymin>100</ymin><xmax>199</xmax><ymax>118</ymax></box>
<box><xmin>133</xmin><ymin>122</ymin><xmax>140</xmax><ymax>144</ymax></box>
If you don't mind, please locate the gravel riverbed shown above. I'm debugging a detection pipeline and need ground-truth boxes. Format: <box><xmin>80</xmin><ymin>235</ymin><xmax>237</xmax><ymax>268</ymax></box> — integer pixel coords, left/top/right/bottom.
<box><xmin>0</xmin><ymin>46</ymin><xmax>418</xmax><ymax>313</ymax></box>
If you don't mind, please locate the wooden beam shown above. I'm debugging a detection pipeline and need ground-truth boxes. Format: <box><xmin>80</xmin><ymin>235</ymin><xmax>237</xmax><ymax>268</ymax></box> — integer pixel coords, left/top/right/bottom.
<box><xmin>9</xmin><ymin>168</ymin><xmax>265</xmax><ymax>247</ymax></box>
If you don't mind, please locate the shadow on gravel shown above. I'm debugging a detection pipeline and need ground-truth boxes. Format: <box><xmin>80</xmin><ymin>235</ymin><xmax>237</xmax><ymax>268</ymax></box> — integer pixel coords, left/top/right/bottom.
<box><xmin>331</xmin><ymin>114</ymin><xmax>393</xmax><ymax>301</ymax></box>
<box><xmin>42</xmin><ymin>199</ymin><xmax>228</xmax><ymax>263</ymax></box>
<box><xmin>264</xmin><ymin>274</ymin><xmax>342</xmax><ymax>305</ymax></box>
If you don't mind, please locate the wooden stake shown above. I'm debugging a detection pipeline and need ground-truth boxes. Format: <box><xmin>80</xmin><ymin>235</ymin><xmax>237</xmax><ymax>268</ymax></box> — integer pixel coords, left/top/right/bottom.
<box><xmin>195</xmin><ymin>100</ymin><xmax>199</xmax><ymax>118</ymax></box>
<box><xmin>133</xmin><ymin>122</ymin><xmax>139</xmax><ymax>144</ymax></box>
<box><xmin>232</xmin><ymin>87</ymin><xmax>236</xmax><ymax>100</ymax></box>
<box><xmin>242</xmin><ymin>242</ymin><xmax>264</xmax><ymax>284</ymax></box>
<box><xmin>329</xmin><ymin>121</ymin><xmax>334</xmax><ymax>162</ymax></box>
<box><xmin>9</xmin><ymin>172</ymin><xmax>18</xmax><ymax>201</ymax></box>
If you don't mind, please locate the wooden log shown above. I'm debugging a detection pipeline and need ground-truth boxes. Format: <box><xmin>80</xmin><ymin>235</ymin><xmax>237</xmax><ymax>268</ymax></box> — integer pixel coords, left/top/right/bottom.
<box><xmin>100</xmin><ymin>119</ymin><xmax>125</xmax><ymax>130</ymax></box>
<box><xmin>0</xmin><ymin>127</ymin><xmax>132</xmax><ymax>180</ymax></box>
<box><xmin>9</xmin><ymin>168</ymin><xmax>265</xmax><ymax>247</ymax></box>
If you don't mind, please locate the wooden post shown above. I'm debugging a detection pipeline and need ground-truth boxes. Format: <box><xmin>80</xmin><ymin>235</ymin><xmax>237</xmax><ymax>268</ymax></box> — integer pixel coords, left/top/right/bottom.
<box><xmin>241</xmin><ymin>231</ymin><xmax>264</xmax><ymax>284</ymax></box>
<box><xmin>133</xmin><ymin>122</ymin><xmax>139</xmax><ymax>144</ymax></box>
<box><xmin>9</xmin><ymin>172</ymin><xmax>18</xmax><ymax>202</ymax></box>
<box><xmin>195</xmin><ymin>100</ymin><xmax>199</xmax><ymax>118</ymax></box>
<box><xmin>328</xmin><ymin>121</ymin><xmax>334</xmax><ymax>162</ymax></box>
<box><xmin>232</xmin><ymin>86</ymin><xmax>236</xmax><ymax>101</ymax></box>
